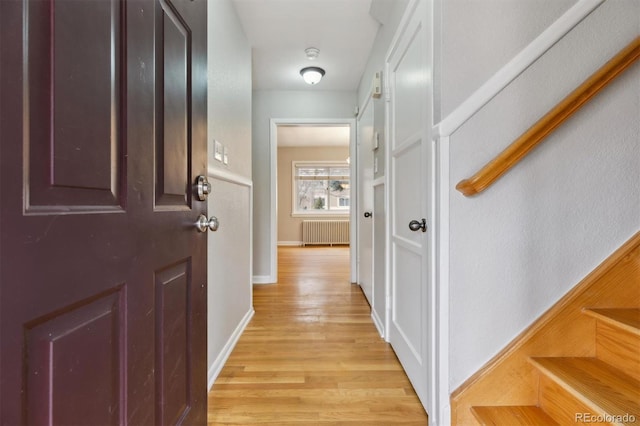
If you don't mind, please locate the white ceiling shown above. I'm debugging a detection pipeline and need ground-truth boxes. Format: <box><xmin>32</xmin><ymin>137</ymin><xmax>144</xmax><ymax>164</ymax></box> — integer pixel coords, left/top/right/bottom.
<box><xmin>277</xmin><ymin>125</ymin><xmax>350</xmax><ymax>147</ymax></box>
<box><xmin>232</xmin><ymin>0</ymin><xmax>381</xmax><ymax>91</ymax></box>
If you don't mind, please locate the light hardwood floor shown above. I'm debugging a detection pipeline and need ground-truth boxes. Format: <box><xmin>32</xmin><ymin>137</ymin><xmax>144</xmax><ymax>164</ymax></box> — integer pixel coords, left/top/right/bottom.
<box><xmin>208</xmin><ymin>246</ymin><xmax>428</xmax><ymax>425</ymax></box>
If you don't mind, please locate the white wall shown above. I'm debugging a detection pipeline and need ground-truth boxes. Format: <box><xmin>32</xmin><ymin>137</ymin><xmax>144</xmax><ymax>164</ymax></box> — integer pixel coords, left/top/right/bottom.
<box><xmin>357</xmin><ymin>0</ymin><xmax>410</xmax><ymax>110</ymax></box>
<box><xmin>208</xmin><ymin>1</ymin><xmax>252</xmax><ymax>178</ymax></box>
<box><xmin>440</xmin><ymin>0</ymin><xmax>577</xmax><ymax>118</ymax></box>
<box><xmin>354</xmin><ymin>0</ymin><xmax>410</xmax><ymax>336</ymax></box>
<box><xmin>356</xmin><ymin>0</ymin><xmax>410</xmax><ymax>179</ymax></box>
<box><xmin>444</xmin><ymin>0</ymin><xmax>640</xmax><ymax>389</ymax></box>
<box><xmin>252</xmin><ymin>90</ymin><xmax>356</xmax><ymax>280</ymax></box>
<box><xmin>206</xmin><ymin>0</ymin><xmax>253</xmax><ymax>387</ymax></box>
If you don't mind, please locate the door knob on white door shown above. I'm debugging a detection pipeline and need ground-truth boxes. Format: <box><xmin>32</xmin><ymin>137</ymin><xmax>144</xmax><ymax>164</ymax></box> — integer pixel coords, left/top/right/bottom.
<box><xmin>195</xmin><ymin>214</ymin><xmax>219</xmax><ymax>232</ymax></box>
<box><xmin>408</xmin><ymin>218</ymin><xmax>427</xmax><ymax>232</ymax></box>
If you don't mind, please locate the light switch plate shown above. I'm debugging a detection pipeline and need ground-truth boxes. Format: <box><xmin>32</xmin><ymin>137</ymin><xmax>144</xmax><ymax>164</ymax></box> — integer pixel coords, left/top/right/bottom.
<box><xmin>214</xmin><ymin>140</ymin><xmax>223</xmax><ymax>162</ymax></box>
<box><xmin>372</xmin><ymin>71</ymin><xmax>382</xmax><ymax>98</ymax></box>
<box><xmin>223</xmin><ymin>146</ymin><xmax>229</xmax><ymax>165</ymax></box>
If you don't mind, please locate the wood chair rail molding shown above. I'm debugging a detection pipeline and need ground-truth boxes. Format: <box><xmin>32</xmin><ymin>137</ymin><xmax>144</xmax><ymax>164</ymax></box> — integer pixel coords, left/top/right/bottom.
<box><xmin>456</xmin><ymin>36</ymin><xmax>640</xmax><ymax>197</ymax></box>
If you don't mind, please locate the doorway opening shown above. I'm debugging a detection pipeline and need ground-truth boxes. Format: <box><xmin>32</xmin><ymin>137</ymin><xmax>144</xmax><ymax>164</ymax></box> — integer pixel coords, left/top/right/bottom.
<box><xmin>269</xmin><ymin>119</ymin><xmax>357</xmax><ymax>283</ymax></box>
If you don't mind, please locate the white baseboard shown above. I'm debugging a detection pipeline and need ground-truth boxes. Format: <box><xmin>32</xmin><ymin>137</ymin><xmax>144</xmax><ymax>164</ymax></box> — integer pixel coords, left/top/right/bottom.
<box><xmin>278</xmin><ymin>241</ymin><xmax>303</xmax><ymax>246</ymax></box>
<box><xmin>207</xmin><ymin>308</ymin><xmax>255</xmax><ymax>391</ymax></box>
<box><xmin>253</xmin><ymin>275</ymin><xmax>276</xmax><ymax>284</ymax></box>
<box><xmin>371</xmin><ymin>309</ymin><xmax>385</xmax><ymax>339</ymax></box>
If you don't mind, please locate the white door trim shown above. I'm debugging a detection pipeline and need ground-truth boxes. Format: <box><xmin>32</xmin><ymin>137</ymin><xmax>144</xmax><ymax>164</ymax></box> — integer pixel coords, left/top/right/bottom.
<box><xmin>371</xmin><ymin>176</ymin><xmax>386</xmax><ymax>338</ymax></box>
<box><xmin>433</xmin><ymin>134</ymin><xmax>451</xmax><ymax>425</ymax></box>
<box><xmin>356</xmin><ymin>92</ymin><xmax>374</xmax><ymax>301</ymax></box>
<box><xmin>269</xmin><ymin>118</ymin><xmax>357</xmax><ymax>284</ymax></box>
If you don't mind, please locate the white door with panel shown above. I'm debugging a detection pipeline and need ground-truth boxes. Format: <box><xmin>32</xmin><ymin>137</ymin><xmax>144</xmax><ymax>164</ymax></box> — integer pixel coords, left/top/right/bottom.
<box><xmin>386</xmin><ymin>0</ymin><xmax>433</xmax><ymax>412</ymax></box>
<box><xmin>357</xmin><ymin>99</ymin><xmax>375</xmax><ymax>306</ymax></box>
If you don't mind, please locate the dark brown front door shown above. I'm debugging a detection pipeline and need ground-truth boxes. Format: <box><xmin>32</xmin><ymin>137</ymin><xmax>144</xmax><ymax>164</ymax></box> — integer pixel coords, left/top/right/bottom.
<box><xmin>0</xmin><ymin>0</ymin><xmax>207</xmax><ymax>424</ymax></box>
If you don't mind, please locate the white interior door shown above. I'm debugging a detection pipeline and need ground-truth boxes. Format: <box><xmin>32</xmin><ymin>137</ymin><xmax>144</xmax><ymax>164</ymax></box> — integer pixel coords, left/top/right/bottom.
<box><xmin>357</xmin><ymin>99</ymin><xmax>375</xmax><ymax>305</ymax></box>
<box><xmin>386</xmin><ymin>0</ymin><xmax>432</xmax><ymax>411</ymax></box>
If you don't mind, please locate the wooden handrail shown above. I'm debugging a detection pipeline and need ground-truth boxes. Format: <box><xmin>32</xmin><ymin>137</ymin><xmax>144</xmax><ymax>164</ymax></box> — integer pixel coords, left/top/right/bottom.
<box><xmin>456</xmin><ymin>36</ymin><xmax>640</xmax><ymax>197</ymax></box>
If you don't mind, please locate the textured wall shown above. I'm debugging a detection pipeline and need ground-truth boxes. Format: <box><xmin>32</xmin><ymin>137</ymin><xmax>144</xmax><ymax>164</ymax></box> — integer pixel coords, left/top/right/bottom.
<box><xmin>440</xmin><ymin>0</ymin><xmax>577</xmax><ymax>118</ymax></box>
<box><xmin>252</xmin><ymin>90</ymin><xmax>356</xmax><ymax>279</ymax></box>
<box><xmin>445</xmin><ymin>0</ymin><xmax>640</xmax><ymax>389</ymax></box>
<box><xmin>206</xmin><ymin>0</ymin><xmax>253</xmax><ymax>381</ymax></box>
<box><xmin>357</xmin><ymin>0</ymin><xmax>410</xmax><ymax>179</ymax></box>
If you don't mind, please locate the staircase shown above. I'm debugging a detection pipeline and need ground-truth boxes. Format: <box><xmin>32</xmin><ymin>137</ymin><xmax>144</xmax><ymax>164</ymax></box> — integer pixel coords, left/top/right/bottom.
<box><xmin>451</xmin><ymin>233</ymin><xmax>640</xmax><ymax>425</ymax></box>
<box><xmin>471</xmin><ymin>308</ymin><xmax>640</xmax><ymax>425</ymax></box>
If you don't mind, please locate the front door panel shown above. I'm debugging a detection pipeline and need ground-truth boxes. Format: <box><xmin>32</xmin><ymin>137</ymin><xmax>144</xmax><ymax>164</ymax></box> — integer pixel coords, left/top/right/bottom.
<box><xmin>25</xmin><ymin>290</ymin><xmax>124</xmax><ymax>425</ymax></box>
<box><xmin>0</xmin><ymin>0</ymin><xmax>208</xmax><ymax>424</ymax></box>
<box><xmin>155</xmin><ymin>260</ymin><xmax>193</xmax><ymax>425</ymax></box>
<box><xmin>25</xmin><ymin>0</ymin><xmax>124</xmax><ymax>211</ymax></box>
<box><xmin>156</xmin><ymin>0</ymin><xmax>192</xmax><ymax>209</ymax></box>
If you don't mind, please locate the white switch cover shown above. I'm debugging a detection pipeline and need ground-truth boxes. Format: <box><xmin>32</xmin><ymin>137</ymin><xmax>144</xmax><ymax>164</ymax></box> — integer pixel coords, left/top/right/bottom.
<box><xmin>214</xmin><ymin>140</ymin><xmax>223</xmax><ymax>162</ymax></box>
<box><xmin>372</xmin><ymin>71</ymin><xmax>382</xmax><ymax>98</ymax></box>
<box><xmin>223</xmin><ymin>146</ymin><xmax>229</xmax><ymax>165</ymax></box>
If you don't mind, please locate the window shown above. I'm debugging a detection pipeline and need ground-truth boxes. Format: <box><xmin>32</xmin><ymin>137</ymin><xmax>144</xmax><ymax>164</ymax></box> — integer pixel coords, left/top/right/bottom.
<box><xmin>292</xmin><ymin>162</ymin><xmax>350</xmax><ymax>215</ymax></box>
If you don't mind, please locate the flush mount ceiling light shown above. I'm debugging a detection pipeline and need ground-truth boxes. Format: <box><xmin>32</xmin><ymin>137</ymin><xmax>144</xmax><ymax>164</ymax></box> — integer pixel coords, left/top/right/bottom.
<box><xmin>300</xmin><ymin>67</ymin><xmax>325</xmax><ymax>85</ymax></box>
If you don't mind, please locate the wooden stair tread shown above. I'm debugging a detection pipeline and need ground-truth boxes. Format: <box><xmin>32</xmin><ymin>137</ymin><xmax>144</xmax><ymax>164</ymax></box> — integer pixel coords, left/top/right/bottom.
<box><xmin>584</xmin><ymin>308</ymin><xmax>640</xmax><ymax>336</ymax></box>
<box><xmin>471</xmin><ymin>405</ymin><xmax>559</xmax><ymax>425</ymax></box>
<box><xmin>530</xmin><ymin>357</ymin><xmax>640</xmax><ymax>423</ymax></box>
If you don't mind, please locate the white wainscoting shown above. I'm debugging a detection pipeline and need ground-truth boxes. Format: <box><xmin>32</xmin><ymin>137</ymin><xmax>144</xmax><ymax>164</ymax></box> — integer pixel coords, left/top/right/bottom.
<box><xmin>206</xmin><ymin>166</ymin><xmax>254</xmax><ymax>388</ymax></box>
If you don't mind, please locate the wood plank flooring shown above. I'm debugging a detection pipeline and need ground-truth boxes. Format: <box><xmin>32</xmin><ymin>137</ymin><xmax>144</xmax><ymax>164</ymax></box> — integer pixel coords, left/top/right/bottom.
<box><xmin>207</xmin><ymin>246</ymin><xmax>428</xmax><ymax>425</ymax></box>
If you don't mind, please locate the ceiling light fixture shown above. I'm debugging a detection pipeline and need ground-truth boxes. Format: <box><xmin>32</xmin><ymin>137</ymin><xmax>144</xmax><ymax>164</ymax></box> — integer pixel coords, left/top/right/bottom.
<box><xmin>300</xmin><ymin>67</ymin><xmax>325</xmax><ymax>85</ymax></box>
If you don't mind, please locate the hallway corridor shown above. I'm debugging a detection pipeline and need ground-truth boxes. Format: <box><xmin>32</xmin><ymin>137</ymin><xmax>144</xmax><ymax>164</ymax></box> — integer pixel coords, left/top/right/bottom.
<box><xmin>207</xmin><ymin>246</ymin><xmax>428</xmax><ymax>424</ymax></box>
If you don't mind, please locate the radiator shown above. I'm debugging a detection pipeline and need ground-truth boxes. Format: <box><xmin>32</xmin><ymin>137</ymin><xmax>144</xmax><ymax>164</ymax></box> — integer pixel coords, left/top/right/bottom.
<box><xmin>302</xmin><ymin>220</ymin><xmax>350</xmax><ymax>246</ymax></box>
